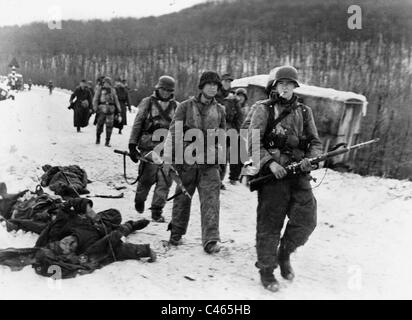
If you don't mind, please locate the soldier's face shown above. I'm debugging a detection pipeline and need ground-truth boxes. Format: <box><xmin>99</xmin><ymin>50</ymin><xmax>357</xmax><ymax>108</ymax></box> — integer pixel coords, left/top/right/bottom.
<box><xmin>276</xmin><ymin>80</ymin><xmax>295</xmax><ymax>100</ymax></box>
<box><xmin>85</xmin><ymin>203</ymin><xmax>97</xmax><ymax>220</ymax></box>
<box><xmin>80</xmin><ymin>82</ymin><xmax>86</xmax><ymax>88</ymax></box>
<box><xmin>202</xmin><ymin>83</ymin><xmax>218</xmax><ymax>98</ymax></box>
<box><xmin>158</xmin><ymin>88</ymin><xmax>173</xmax><ymax>99</ymax></box>
<box><xmin>59</xmin><ymin>235</ymin><xmax>78</xmax><ymax>254</ymax></box>
<box><xmin>236</xmin><ymin>94</ymin><xmax>246</xmax><ymax>104</ymax></box>
<box><xmin>222</xmin><ymin>80</ymin><xmax>232</xmax><ymax>91</ymax></box>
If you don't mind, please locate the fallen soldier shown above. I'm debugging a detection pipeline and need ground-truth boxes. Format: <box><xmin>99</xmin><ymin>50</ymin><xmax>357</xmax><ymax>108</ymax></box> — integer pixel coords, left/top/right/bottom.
<box><xmin>40</xmin><ymin>164</ymin><xmax>90</xmax><ymax>198</ymax></box>
<box><xmin>0</xmin><ymin>198</ymin><xmax>156</xmax><ymax>278</ymax></box>
<box><xmin>0</xmin><ymin>182</ymin><xmax>29</xmax><ymax>220</ymax></box>
<box><xmin>1</xmin><ymin>183</ymin><xmax>63</xmax><ymax>234</ymax></box>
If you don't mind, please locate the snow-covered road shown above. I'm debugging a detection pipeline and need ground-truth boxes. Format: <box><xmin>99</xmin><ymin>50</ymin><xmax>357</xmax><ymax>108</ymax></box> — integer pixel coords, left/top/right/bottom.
<box><xmin>0</xmin><ymin>87</ymin><xmax>411</xmax><ymax>299</ymax></box>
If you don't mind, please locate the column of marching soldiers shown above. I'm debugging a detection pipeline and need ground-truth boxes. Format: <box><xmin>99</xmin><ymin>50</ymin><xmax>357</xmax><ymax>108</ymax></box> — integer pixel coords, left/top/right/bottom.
<box><xmin>68</xmin><ymin>66</ymin><xmax>322</xmax><ymax>292</ymax></box>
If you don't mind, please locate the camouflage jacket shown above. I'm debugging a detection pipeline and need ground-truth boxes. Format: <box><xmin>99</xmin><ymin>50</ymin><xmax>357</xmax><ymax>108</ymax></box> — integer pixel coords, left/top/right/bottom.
<box><xmin>248</xmin><ymin>98</ymin><xmax>322</xmax><ymax>170</ymax></box>
<box><xmin>217</xmin><ymin>92</ymin><xmax>242</xmax><ymax>131</ymax></box>
<box><xmin>164</xmin><ymin>94</ymin><xmax>226</xmax><ymax>165</ymax></box>
<box><xmin>92</xmin><ymin>86</ymin><xmax>121</xmax><ymax>112</ymax></box>
<box><xmin>129</xmin><ymin>93</ymin><xmax>178</xmax><ymax>151</ymax></box>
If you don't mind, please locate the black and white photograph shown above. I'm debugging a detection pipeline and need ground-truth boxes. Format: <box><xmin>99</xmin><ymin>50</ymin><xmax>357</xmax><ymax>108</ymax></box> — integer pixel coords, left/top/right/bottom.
<box><xmin>0</xmin><ymin>0</ymin><xmax>411</xmax><ymax>303</ymax></box>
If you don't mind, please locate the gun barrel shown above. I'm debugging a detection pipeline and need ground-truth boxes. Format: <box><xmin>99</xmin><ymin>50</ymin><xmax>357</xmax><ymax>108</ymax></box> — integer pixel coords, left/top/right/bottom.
<box><xmin>348</xmin><ymin>138</ymin><xmax>380</xmax><ymax>150</ymax></box>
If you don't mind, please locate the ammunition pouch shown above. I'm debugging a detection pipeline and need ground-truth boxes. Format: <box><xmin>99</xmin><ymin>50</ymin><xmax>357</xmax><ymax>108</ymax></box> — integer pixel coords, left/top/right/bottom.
<box><xmin>263</xmin><ymin>133</ymin><xmax>308</xmax><ymax>152</ymax></box>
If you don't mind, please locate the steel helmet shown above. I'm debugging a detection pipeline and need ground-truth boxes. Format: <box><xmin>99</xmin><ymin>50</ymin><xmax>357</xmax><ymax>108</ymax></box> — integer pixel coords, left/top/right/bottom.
<box><xmin>235</xmin><ymin>87</ymin><xmax>248</xmax><ymax>100</ymax></box>
<box><xmin>266</xmin><ymin>66</ymin><xmax>300</xmax><ymax>93</ymax></box>
<box><xmin>155</xmin><ymin>75</ymin><xmax>176</xmax><ymax>91</ymax></box>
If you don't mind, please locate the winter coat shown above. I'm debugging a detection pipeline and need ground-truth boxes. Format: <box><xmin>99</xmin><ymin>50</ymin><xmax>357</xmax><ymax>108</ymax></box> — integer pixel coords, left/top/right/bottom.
<box><xmin>216</xmin><ymin>90</ymin><xmax>242</xmax><ymax>131</ymax></box>
<box><xmin>92</xmin><ymin>86</ymin><xmax>121</xmax><ymax>115</ymax></box>
<box><xmin>129</xmin><ymin>92</ymin><xmax>179</xmax><ymax>151</ymax></box>
<box><xmin>36</xmin><ymin>200</ymin><xmax>122</xmax><ymax>254</ymax></box>
<box><xmin>164</xmin><ymin>94</ymin><xmax>226</xmax><ymax>166</ymax></box>
<box><xmin>248</xmin><ymin>97</ymin><xmax>322</xmax><ymax>171</ymax></box>
<box><xmin>70</xmin><ymin>86</ymin><xmax>93</xmax><ymax>127</ymax></box>
<box><xmin>241</xmin><ymin>103</ymin><xmax>258</xmax><ymax>130</ymax></box>
<box><xmin>115</xmin><ymin>86</ymin><xmax>131</xmax><ymax>126</ymax></box>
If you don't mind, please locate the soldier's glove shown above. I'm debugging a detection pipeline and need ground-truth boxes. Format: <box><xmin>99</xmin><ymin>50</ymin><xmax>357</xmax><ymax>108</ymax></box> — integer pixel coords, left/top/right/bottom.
<box><xmin>300</xmin><ymin>158</ymin><xmax>312</xmax><ymax>173</ymax></box>
<box><xmin>128</xmin><ymin>143</ymin><xmax>141</xmax><ymax>163</ymax></box>
<box><xmin>269</xmin><ymin>160</ymin><xmax>287</xmax><ymax>179</ymax></box>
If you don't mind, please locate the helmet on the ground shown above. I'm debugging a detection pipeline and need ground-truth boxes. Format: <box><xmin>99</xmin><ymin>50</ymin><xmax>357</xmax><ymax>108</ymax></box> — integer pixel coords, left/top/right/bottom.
<box><xmin>198</xmin><ymin>71</ymin><xmax>221</xmax><ymax>90</ymax></box>
<box><xmin>155</xmin><ymin>75</ymin><xmax>176</xmax><ymax>91</ymax></box>
<box><xmin>235</xmin><ymin>88</ymin><xmax>248</xmax><ymax>100</ymax></box>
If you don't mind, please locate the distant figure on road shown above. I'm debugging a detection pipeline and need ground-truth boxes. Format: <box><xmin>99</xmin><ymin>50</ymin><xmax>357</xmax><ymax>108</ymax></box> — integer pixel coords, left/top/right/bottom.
<box><xmin>69</xmin><ymin>79</ymin><xmax>93</xmax><ymax>133</ymax></box>
<box><xmin>114</xmin><ymin>78</ymin><xmax>131</xmax><ymax>134</ymax></box>
<box><xmin>93</xmin><ymin>76</ymin><xmax>121</xmax><ymax>147</ymax></box>
<box><xmin>47</xmin><ymin>80</ymin><xmax>53</xmax><ymax>95</ymax></box>
<box><xmin>28</xmin><ymin>79</ymin><xmax>32</xmax><ymax>91</ymax></box>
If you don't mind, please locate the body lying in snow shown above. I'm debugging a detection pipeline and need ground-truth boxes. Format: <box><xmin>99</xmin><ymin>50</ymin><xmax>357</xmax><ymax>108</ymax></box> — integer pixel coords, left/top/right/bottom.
<box><xmin>0</xmin><ymin>198</ymin><xmax>156</xmax><ymax>278</ymax></box>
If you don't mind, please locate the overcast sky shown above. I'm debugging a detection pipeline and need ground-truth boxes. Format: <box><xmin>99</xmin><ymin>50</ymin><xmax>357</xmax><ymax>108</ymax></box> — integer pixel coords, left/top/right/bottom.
<box><xmin>0</xmin><ymin>0</ymin><xmax>209</xmax><ymax>27</ymax></box>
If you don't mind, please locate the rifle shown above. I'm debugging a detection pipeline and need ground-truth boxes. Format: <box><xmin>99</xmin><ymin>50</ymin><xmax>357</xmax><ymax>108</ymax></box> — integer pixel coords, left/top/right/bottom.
<box><xmin>114</xmin><ymin>149</ymin><xmax>191</xmax><ymax>201</ymax></box>
<box><xmin>248</xmin><ymin>138</ymin><xmax>380</xmax><ymax>192</ymax></box>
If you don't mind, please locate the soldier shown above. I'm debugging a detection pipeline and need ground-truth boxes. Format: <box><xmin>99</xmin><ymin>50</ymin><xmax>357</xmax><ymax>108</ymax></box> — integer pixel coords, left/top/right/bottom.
<box><xmin>87</xmin><ymin>80</ymin><xmax>94</xmax><ymax>98</ymax></box>
<box><xmin>248</xmin><ymin>66</ymin><xmax>322</xmax><ymax>292</ymax></box>
<box><xmin>227</xmin><ymin>88</ymin><xmax>250</xmax><ymax>184</ymax></box>
<box><xmin>47</xmin><ymin>80</ymin><xmax>54</xmax><ymax>95</ymax></box>
<box><xmin>235</xmin><ymin>88</ymin><xmax>250</xmax><ymax>123</ymax></box>
<box><xmin>114</xmin><ymin>78</ymin><xmax>131</xmax><ymax>134</ymax></box>
<box><xmin>93</xmin><ymin>76</ymin><xmax>122</xmax><ymax>147</ymax></box>
<box><xmin>69</xmin><ymin>79</ymin><xmax>93</xmax><ymax>132</ymax></box>
<box><xmin>165</xmin><ymin>71</ymin><xmax>226</xmax><ymax>254</ymax></box>
<box><xmin>216</xmin><ymin>73</ymin><xmax>243</xmax><ymax>187</ymax></box>
<box><xmin>128</xmin><ymin>76</ymin><xmax>178</xmax><ymax>222</ymax></box>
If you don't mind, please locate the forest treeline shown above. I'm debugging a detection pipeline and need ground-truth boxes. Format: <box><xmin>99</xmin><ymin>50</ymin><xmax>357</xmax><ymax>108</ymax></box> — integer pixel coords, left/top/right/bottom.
<box><xmin>0</xmin><ymin>0</ymin><xmax>411</xmax><ymax>178</ymax></box>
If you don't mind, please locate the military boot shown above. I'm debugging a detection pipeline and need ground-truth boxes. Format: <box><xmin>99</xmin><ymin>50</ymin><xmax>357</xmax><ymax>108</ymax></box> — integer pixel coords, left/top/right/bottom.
<box><xmin>105</xmin><ymin>139</ymin><xmax>111</xmax><ymax>147</ymax></box>
<box><xmin>134</xmin><ymin>201</ymin><xmax>145</xmax><ymax>213</ymax></box>
<box><xmin>204</xmin><ymin>241</ymin><xmax>221</xmax><ymax>254</ymax></box>
<box><xmin>259</xmin><ymin>268</ymin><xmax>280</xmax><ymax>292</ymax></box>
<box><xmin>96</xmin><ymin>135</ymin><xmax>101</xmax><ymax>144</ymax></box>
<box><xmin>278</xmin><ymin>243</ymin><xmax>295</xmax><ymax>281</ymax></box>
<box><xmin>169</xmin><ymin>232</ymin><xmax>182</xmax><ymax>246</ymax></box>
<box><xmin>151</xmin><ymin>208</ymin><xmax>165</xmax><ymax>223</ymax></box>
<box><xmin>126</xmin><ymin>219</ymin><xmax>150</xmax><ymax>231</ymax></box>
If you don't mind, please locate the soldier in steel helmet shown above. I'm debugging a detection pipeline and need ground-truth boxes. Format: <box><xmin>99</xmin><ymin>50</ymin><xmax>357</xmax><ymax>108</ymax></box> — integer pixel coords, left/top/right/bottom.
<box><xmin>93</xmin><ymin>76</ymin><xmax>122</xmax><ymax>147</ymax></box>
<box><xmin>128</xmin><ymin>75</ymin><xmax>179</xmax><ymax>222</ymax></box>
<box><xmin>248</xmin><ymin>66</ymin><xmax>323</xmax><ymax>292</ymax></box>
